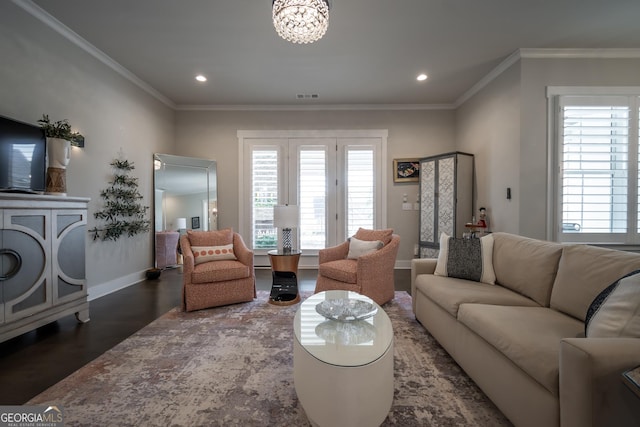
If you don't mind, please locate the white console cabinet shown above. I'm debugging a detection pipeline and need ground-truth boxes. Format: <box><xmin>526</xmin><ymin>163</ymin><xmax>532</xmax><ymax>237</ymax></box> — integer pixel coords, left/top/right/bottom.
<box><xmin>0</xmin><ymin>193</ymin><xmax>89</xmax><ymax>342</ymax></box>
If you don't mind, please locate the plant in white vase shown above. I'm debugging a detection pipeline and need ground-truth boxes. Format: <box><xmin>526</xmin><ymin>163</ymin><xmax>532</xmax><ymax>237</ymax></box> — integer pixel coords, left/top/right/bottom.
<box><xmin>37</xmin><ymin>114</ymin><xmax>84</xmax><ymax>146</ymax></box>
<box><xmin>38</xmin><ymin>114</ymin><xmax>84</xmax><ymax>195</ymax></box>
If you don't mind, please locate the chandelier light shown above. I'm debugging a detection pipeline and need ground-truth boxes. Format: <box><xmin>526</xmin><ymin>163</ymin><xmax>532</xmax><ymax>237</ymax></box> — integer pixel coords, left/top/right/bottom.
<box><xmin>272</xmin><ymin>0</ymin><xmax>330</xmax><ymax>44</ymax></box>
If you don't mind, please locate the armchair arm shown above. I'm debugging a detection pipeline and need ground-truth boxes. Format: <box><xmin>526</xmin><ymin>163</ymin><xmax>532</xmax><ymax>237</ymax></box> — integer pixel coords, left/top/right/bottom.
<box><xmin>319</xmin><ymin>240</ymin><xmax>350</xmax><ymax>264</ymax></box>
<box><xmin>233</xmin><ymin>233</ymin><xmax>254</xmax><ymax>269</ymax></box>
<box><xmin>356</xmin><ymin>235</ymin><xmax>400</xmax><ymax>301</ymax></box>
<box><xmin>560</xmin><ymin>337</ymin><xmax>640</xmax><ymax>427</ymax></box>
<box><xmin>180</xmin><ymin>234</ymin><xmax>195</xmax><ymax>283</ymax></box>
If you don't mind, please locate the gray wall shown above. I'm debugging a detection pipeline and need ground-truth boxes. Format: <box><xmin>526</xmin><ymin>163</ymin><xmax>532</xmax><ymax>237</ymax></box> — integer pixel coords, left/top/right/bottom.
<box><xmin>0</xmin><ymin>3</ymin><xmax>174</xmax><ymax>297</ymax></box>
<box><xmin>519</xmin><ymin>57</ymin><xmax>640</xmax><ymax>239</ymax></box>
<box><xmin>456</xmin><ymin>54</ymin><xmax>640</xmax><ymax>240</ymax></box>
<box><xmin>456</xmin><ymin>62</ymin><xmax>522</xmax><ymax>234</ymax></box>
<box><xmin>174</xmin><ymin>109</ymin><xmax>456</xmax><ymax>264</ymax></box>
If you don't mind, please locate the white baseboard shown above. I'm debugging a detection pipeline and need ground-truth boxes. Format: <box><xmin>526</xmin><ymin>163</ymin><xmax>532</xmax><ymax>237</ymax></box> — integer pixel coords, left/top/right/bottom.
<box><xmin>394</xmin><ymin>259</ymin><xmax>413</xmax><ymax>269</ymax></box>
<box><xmin>87</xmin><ymin>271</ymin><xmax>146</xmax><ymax>301</ymax></box>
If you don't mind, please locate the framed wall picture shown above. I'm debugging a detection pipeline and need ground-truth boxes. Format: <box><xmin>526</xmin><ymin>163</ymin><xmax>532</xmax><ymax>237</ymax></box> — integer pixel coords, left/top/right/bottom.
<box><xmin>191</xmin><ymin>216</ymin><xmax>200</xmax><ymax>229</ymax></box>
<box><xmin>393</xmin><ymin>158</ymin><xmax>420</xmax><ymax>183</ymax></box>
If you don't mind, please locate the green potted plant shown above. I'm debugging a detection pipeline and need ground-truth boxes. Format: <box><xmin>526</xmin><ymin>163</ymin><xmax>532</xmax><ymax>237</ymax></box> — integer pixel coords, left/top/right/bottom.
<box><xmin>38</xmin><ymin>114</ymin><xmax>85</xmax><ymax>194</ymax></box>
<box><xmin>38</xmin><ymin>114</ymin><xmax>84</xmax><ymax>147</ymax></box>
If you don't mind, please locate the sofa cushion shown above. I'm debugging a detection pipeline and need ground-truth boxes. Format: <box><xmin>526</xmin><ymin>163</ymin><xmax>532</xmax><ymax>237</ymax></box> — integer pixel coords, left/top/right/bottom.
<box><xmin>191</xmin><ymin>259</ymin><xmax>250</xmax><ymax>284</ymax></box>
<box><xmin>550</xmin><ymin>244</ymin><xmax>640</xmax><ymax>321</ymax></box>
<box><xmin>492</xmin><ymin>232</ymin><xmax>563</xmax><ymax>307</ymax></box>
<box><xmin>458</xmin><ymin>304</ymin><xmax>584</xmax><ymax>396</ymax></box>
<box><xmin>187</xmin><ymin>228</ymin><xmax>233</xmax><ymax>246</ymax></box>
<box><xmin>415</xmin><ymin>274</ymin><xmax>540</xmax><ymax>318</ymax></box>
<box><xmin>585</xmin><ymin>270</ymin><xmax>640</xmax><ymax>338</ymax></box>
<box><xmin>434</xmin><ymin>233</ymin><xmax>495</xmax><ymax>284</ymax></box>
<box><xmin>318</xmin><ymin>259</ymin><xmax>357</xmax><ymax>284</ymax></box>
<box><xmin>347</xmin><ymin>237</ymin><xmax>383</xmax><ymax>259</ymax></box>
<box><xmin>353</xmin><ymin>228</ymin><xmax>393</xmax><ymax>246</ymax></box>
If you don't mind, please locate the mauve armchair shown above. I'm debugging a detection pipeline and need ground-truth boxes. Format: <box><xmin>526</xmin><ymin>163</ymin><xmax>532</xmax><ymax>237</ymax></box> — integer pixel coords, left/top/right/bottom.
<box><xmin>314</xmin><ymin>230</ymin><xmax>400</xmax><ymax>306</ymax></box>
<box><xmin>180</xmin><ymin>229</ymin><xmax>256</xmax><ymax>312</ymax></box>
<box><xmin>155</xmin><ymin>231</ymin><xmax>180</xmax><ymax>269</ymax></box>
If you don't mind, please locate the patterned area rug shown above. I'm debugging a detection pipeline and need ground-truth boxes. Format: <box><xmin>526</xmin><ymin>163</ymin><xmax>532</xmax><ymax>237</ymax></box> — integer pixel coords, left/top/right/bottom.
<box><xmin>29</xmin><ymin>291</ymin><xmax>512</xmax><ymax>426</ymax></box>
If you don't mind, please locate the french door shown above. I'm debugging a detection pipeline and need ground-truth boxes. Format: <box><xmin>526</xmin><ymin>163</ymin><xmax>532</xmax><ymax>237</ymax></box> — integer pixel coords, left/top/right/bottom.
<box><xmin>239</xmin><ymin>130</ymin><xmax>388</xmax><ymax>260</ymax></box>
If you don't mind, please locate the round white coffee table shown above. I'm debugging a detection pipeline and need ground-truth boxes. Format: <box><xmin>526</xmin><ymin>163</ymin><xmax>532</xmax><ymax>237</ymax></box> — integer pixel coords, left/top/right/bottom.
<box><xmin>293</xmin><ymin>290</ymin><xmax>394</xmax><ymax>427</ymax></box>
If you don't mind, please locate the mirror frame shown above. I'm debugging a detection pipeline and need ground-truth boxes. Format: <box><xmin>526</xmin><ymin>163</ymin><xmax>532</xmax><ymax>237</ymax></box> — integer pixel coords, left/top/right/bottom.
<box><xmin>153</xmin><ymin>153</ymin><xmax>217</xmax><ymax>267</ymax></box>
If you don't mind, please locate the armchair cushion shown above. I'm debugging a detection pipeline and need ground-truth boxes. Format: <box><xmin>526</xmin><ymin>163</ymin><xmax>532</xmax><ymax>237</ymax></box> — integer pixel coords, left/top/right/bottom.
<box><xmin>319</xmin><ymin>259</ymin><xmax>357</xmax><ymax>283</ymax></box>
<box><xmin>354</xmin><ymin>227</ymin><xmax>393</xmax><ymax>246</ymax></box>
<box><xmin>347</xmin><ymin>237</ymin><xmax>383</xmax><ymax>259</ymax></box>
<box><xmin>191</xmin><ymin>260</ymin><xmax>251</xmax><ymax>284</ymax></box>
<box><xmin>192</xmin><ymin>244</ymin><xmax>237</xmax><ymax>264</ymax></box>
<box><xmin>187</xmin><ymin>228</ymin><xmax>233</xmax><ymax>246</ymax></box>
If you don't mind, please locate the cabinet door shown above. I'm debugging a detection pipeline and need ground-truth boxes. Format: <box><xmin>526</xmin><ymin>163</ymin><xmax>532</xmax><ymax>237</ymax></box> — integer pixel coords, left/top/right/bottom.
<box><xmin>1</xmin><ymin>210</ymin><xmax>52</xmax><ymax>323</ymax></box>
<box><xmin>419</xmin><ymin>159</ymin><xmax>436</xmax><ymax>245</ymax></box>
<box><xmin>53</xmin><ymin>210</ymin><xmax>87</xmax><ymax>303</ymax></box>
<box><xmin>437</xmin><ymin>155</ymin><xmax>456</xmax><ymax>238</ymax></box>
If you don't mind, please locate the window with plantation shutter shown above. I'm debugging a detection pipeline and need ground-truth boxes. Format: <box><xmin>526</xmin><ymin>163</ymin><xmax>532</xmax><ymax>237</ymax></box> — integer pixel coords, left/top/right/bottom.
<box><xmin>550</xmin><ymin>90</ymin><xmax>640</xmax><ymax>245</ymax></box>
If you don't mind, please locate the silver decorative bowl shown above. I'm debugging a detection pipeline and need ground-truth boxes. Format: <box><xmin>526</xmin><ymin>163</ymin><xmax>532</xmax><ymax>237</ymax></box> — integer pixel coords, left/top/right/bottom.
<box><xmin>315</xmin><ymin>298</ymin><xmax>377</xmax><ymax>322</ymax></box>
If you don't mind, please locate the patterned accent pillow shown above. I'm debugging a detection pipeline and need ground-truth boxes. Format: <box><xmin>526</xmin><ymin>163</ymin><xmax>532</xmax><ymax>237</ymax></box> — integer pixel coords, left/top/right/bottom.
<box><xmin>347</xmin><ymin>237</ymin><xmax>383</xmax><ymax>259</ymax></box>
<box><xmin>192</xmin><ymin>244</ymin><xmax>237</xmax><ymax>264</ymax></box>
<box><xmin>585</xmin><ymin>270</ymin><xmax>640</xmax><ymax>338</ymax></box>
<box><xmin>434</xmin><ymin>232</ymin><xmax>496</xmax><ymax>284</ymax></box>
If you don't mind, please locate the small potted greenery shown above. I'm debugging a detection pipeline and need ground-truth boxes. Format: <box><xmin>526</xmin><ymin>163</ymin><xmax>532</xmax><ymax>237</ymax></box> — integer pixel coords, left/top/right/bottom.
<box><xmin>38</xmin><ymin>114</ymin><xmax>84</xmax><ymax>147</ymax></box>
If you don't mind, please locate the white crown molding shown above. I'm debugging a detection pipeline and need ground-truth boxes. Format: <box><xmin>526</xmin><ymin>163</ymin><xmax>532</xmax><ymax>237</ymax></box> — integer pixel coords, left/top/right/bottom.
<box><xmin>14</xmin><ymin>0</ymin><xmax>176</xmax><ymax>109</ymax></box>
<box><xmin>176</xmin><ymin>103</ymin><xmax>456</xmax><ymax>111</ymax></box>
<box><xmin>520</xmin><ymin>47</ymin><xmax>640</xmax><ymax>59</ymax></box>
<box><xmin>454</xmin><ymin>50</ymin><xmax>522</xmax><ymax>107</ymax></box>
<box><xmin>455</xmin><ymin>48</ymin><xmax>640</xmax><ymax>108</ymax></box>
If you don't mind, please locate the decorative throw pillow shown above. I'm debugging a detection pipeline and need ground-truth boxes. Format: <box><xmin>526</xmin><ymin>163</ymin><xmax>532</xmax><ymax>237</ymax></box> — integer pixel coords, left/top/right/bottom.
<box><xmin>434</xmin><ymin>232</ymin><xmax>496</xmax><ymax>284</ymax></box>
<box><xmin>585</xmin><ymin>270</ymin><xmax>640</xmax><ymax>338</ymax></box>
<box><xmin>187</xmin><ymin>228</ymin><xmax>233</xmax><ymax>246</ymax></box>
<box><xmin>353</xmin><ymin>228</ymin><xmax>393</xmax><ymax>246</ymax></box>
<box><xmin>191</xmin><ymin>244</ymin><xmax>237</xmax><ymax>264</ymax></box>
<box><xmin>347</xmin><ymin>237</ymin><xmax>383</xmax><ymax>259</ymax></box>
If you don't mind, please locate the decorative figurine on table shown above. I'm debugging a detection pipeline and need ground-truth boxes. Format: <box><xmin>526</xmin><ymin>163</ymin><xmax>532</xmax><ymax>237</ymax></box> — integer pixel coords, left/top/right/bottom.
<box><xmin>465</xmin><ymin>207</ymin><xmax>490</xmax><ymax>238</ymax></box>
<box><xmin>478</xmin><ymin>206</ymin><xmax>489</xmax><ymax>231</ymax></box>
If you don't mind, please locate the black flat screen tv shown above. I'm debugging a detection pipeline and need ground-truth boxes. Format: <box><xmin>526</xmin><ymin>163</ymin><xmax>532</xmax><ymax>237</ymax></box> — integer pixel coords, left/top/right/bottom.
<box><xmin>0</xmin><ymin>115</ymin><xmax>47</xmax><ymax>193</ymax></box>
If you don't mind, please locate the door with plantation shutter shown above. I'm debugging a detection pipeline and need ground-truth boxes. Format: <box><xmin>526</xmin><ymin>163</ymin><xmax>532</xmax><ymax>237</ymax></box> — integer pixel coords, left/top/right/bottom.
<box><xmin>239</xmin><ymin>130</ymin><xmax>387</xmax><ymax>262</ymax></box>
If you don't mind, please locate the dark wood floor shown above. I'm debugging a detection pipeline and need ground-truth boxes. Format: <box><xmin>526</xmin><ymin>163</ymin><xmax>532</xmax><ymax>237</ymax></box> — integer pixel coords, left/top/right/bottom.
<box><xmin>0</xmin><ymin>268</ymin><xmax>410</xmax><ymax>405</ymax></box>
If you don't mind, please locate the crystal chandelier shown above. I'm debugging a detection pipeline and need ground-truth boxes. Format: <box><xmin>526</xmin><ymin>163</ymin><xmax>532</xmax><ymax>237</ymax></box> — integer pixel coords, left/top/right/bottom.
<box><xmin>272</xmin><ymin>0</ymin><xmax>330</xmax><ymax>44</ymax></box>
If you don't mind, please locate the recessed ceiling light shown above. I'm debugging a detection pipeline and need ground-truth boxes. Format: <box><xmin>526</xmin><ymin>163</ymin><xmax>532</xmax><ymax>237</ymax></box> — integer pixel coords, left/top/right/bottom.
<box><xmin>195</xmin><ymin>75</ymin><xmax>207</xmax><ymax>82</ymax></box>
<box><xmin>417</xmin><ymin>74</ymin><xmax>428</xmax><ymax>82</ymax></box>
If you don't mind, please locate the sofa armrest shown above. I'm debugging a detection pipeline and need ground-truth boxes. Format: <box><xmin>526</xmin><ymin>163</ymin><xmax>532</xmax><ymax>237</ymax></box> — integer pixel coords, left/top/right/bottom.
<box><xmin>560</xmin><ymin>337</ymin><xmax>640</xmax><ymax>427</ymax></box>
<box><xmin>411</xmin><ymin>258</ymin><xmax>437</xmax><ymax>295</ymax></box>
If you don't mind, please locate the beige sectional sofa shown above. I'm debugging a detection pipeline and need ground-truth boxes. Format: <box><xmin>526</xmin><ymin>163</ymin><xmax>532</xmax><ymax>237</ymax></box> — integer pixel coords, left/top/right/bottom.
<box><xmin>411</xmin><ymin>232</ymin><xmax>640</xmax><ymax>427</ymax></box>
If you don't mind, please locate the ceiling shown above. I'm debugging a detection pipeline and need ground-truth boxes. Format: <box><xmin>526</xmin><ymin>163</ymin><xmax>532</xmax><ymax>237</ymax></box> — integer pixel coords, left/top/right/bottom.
<box><xmin>23</xmin><ymin>0</ymin><xmax>640</xmax><ymax>108</ymax></box>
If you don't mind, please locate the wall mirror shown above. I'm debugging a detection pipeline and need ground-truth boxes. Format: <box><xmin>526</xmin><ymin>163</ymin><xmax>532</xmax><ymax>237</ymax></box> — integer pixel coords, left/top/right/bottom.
<box><xmin>153</xmin><ymin>154</ymin><xmax>217</xmax><ymax>267</ymax></box>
